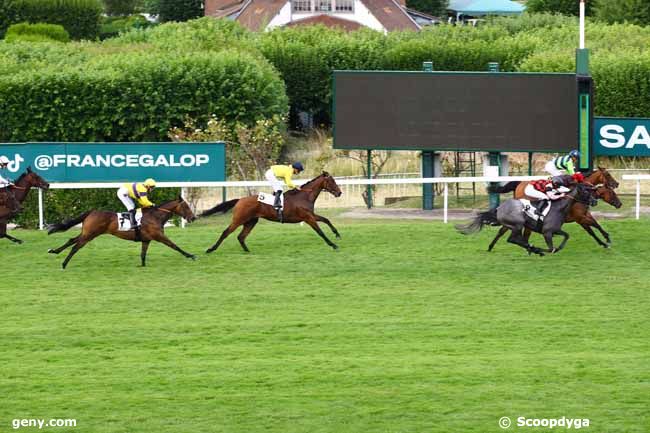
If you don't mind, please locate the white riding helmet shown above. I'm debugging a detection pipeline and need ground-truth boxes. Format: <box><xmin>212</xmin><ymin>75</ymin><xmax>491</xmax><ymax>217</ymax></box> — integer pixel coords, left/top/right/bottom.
<box><xmin>0</xmin><ymin>155</ymin><xmax>10</xmax><ymax>165</ymax></box>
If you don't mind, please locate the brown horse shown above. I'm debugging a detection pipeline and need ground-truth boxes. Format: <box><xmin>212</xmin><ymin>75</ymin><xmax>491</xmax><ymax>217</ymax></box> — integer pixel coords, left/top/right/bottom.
<box><xmin>0</xmin><ymin>167</ymin><xmax>50</xmax><ymax>244</ymax></box>
<box><xmin>487</xmin><ymin>169</ymin><xmax>622</xmax><ymax>250</ymax></box>
<box><xmin>202</xmin><ymin>172</ymin><xmax>342</xmax><ymax>253</ymax></box>
<box><xmin>47</xmin><ymin>197</ymin><xmax>197</xmax><ymax>269</ymax></box>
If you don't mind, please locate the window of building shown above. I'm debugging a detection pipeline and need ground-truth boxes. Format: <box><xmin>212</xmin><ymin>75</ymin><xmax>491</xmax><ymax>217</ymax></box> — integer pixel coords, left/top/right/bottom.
<box><xmin>317</xmin><ymin>0</ymin><xmax>332</xmax><ymax>12</ymax></box>
<box><xmin>293</xmin><ymin>0</ymin><xmax>312</xmax><ymax>12</ymax></box>
<box><xmin>335</xmin><ymin>0</ymin><xmax>354</xmax><ymax>12</ymax></box>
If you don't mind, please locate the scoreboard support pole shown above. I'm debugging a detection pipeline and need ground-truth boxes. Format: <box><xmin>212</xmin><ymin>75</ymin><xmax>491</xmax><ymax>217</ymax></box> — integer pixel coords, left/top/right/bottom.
<box><xmin>366</xmin><ymin>149</ymin><xmax>373</xmax><ymax>209</ymax></box>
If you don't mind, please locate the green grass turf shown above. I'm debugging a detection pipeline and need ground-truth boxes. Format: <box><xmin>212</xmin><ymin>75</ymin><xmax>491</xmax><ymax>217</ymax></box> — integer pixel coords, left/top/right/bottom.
<box><xmin>1</xmin><ymin>215</ymin><xmax>649</xmax><ymax>433</ymax></box>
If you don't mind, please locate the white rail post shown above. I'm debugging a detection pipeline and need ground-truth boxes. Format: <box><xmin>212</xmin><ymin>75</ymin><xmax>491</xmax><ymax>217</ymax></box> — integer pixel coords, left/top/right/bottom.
<box><xmin>443</xmin><ymin>182</ymin><xmax>448</xmax><ymax>224</ymax></box>
<box><xmin>38</xmin><ymin>188</ymin><xmax>44</xmax><ymax>230</ymax></box>
<box><xmin>636</xmin><ymin>179</ymin><xmax>641</xmax><ymax>219</ymax></box>
<box><xmin>181</xmin><ymin>187</ymin><xmax>187</xmax><ymax>228</ymax></box>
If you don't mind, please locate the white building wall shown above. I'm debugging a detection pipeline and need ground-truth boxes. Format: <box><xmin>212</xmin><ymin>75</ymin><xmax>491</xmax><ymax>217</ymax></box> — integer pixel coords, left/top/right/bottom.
<box><xmin>265</xmin><ymin>0</ymin><xmax>386</xmax><ymax>32</ymax></box>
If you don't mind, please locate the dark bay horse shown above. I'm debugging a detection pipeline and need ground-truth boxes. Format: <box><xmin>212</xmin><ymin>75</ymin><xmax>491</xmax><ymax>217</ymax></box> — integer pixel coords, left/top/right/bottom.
<box><xmin>47</xmin><ymin>197</ymin><xmax>197</xmax><ymax>268</ymax></box>
<box><xmin>488</xmin><ymin>167</ymin><xmax>621</xmax><ymax>248</ymax></box>
<box><xmin>0</xmin><ymin>167</ymin><xmax>50</xmax><ymax>244</ymax></box>
<box><xmin>457</xmin><ymin>184</ymin><xmax>597</xmax><ymax>256</ymax></box>
<box><xmin>202</xmin><ymin>172</ymin><xmax>342</xmax><ymax>252</ymax></box>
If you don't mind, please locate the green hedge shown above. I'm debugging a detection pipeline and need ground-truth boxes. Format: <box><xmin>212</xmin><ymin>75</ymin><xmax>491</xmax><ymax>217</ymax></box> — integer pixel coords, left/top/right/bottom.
<box><xmin>5</xmin><ymin>22</ymin><xmax>70</xmax><ymax>42</ymax></box>
<box><xmin>0</xmin><ymin>50</ymin><xmax>289</xmax><ymax>142</ymax></box>
<box><xmin>10</xmin><ymin>0</ymin><xmax>102</xmax><ymax>40</ymax></box>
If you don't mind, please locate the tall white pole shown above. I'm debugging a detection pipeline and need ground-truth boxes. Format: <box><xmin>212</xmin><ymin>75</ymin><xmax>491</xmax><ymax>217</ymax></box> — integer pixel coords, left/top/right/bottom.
<box><xmin>38</xmin><ymin>188</ymin><xmax>44</xmax><ymax>230</ymax></box>
<box><xmin>579</xmin><ymin>0</ymin><xmax>586</xmax><ymax>49</ymax></box>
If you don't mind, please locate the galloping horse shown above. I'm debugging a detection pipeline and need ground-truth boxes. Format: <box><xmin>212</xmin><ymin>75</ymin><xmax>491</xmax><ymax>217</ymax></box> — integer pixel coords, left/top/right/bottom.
<box><xmin>488</xmin><ymin>167</ymin><xmax>621</xmax><ymax>248</ymax></box>
<box><xmin>0</xmin><ymin>167</ymin><xmax>50</xmax><ymax>244</ymax></box>
<box><xmin>457</xmin><ymin>184</ymin><xmax>597</xmax><ymax>256</ymax></box>
<box><xmin>202</xmin><ymin>172</ymin><xmax>342</xmax><ymax>252</ymax></box>
<box><xmin>47</xmin><ymin>197</ymin><xmax>197</xmax><ymax>269</ymax></box>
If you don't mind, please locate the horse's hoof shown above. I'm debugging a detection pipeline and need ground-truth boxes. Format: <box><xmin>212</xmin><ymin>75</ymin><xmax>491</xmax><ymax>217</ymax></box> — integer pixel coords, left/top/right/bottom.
<box><xmin>16</xmin><ymin>240</ymin><xmax>23</xmax><ymax>245</ymax></box>
<box><xmin>335</xmin><ymin>233</ymin><xmax>341</xmax><ymax>239</ymax></box>
<box><xmin>189</xmin><ymin>255</ymin><xmax>197</xmax><ymax>261</ymax></box>
<box><xmin>205</xmin><ymin>248</ymin><xmax>213</xmax><ymax>254</ymax></box>
<box><xmin>332</xmin><ymin>244</ymin><xmax>339</xmax><ymax>250</ymax></box>
<box><xmin>48</xmin><ymin>248</ymin><xmax>55</xmax><ymax>254</ymax></box>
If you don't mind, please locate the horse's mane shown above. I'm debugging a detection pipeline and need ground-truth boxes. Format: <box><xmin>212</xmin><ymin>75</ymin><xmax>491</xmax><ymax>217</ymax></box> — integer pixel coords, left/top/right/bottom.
<box><xmin>287</xmin><ymin>172</ymin><xmax>329</xmax><ymax>194</ymax></box>
<box><xmin>144</xmin><ymin>197</ymin><xmax>182</xmax><ymax>211</ymax></box>
<box><xmin>14</xmin><ymin>171</ymin><xmax>27</xmax><ymax>184</ymax></box>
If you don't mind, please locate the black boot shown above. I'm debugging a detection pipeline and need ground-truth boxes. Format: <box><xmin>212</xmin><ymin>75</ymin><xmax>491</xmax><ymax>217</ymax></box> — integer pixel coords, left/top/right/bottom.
<box><xmin>273</xmin><ymin>190</ymin><xmax>283</xmax><ymax>222</ymax></box>
<box><xmin>129</xmin><ymin>209</ymin><xmax>141</xmax><ymax>242</ymax></box>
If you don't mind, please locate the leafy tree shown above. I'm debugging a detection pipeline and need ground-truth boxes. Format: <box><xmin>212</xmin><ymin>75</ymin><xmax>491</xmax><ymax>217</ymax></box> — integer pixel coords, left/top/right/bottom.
<box><xmin>594</xmin><ymin>0</ymin><xmax>650</xmax><ymax>26</ymax></box>
<box><xmin>525</xmin><ymin>0</ymin><xmax>594</xmax><ymax>16</ymax></box>
<box><xmin>158</xmin><ymin>0</ymin><xmax>202</xmax><ymax>22</ymax></box>
<box><xmin>406</xmin><ymin>0</ymin><xmax>448</xmax><ymax>17</ymax></box>
<box><xmin>103</xmin><ymin>0</ymin><xmax>136</xmax><ymax>15</ymax></box>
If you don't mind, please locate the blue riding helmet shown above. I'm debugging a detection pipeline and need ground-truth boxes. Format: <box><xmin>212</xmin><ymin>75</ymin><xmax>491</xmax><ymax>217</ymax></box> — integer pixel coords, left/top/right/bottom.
<box><xmin>569</xmin><ymin>150</ymin><xmax>580</xmax><ymax>159</ymax></box>
<box><xmin>292</xmin><ymin>162</ymin><xmax>304</xmax><ymax>172</ymax></box>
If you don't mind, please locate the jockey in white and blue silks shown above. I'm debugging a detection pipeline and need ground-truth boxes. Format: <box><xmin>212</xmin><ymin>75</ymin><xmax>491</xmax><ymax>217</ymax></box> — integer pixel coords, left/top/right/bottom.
<box><xmin>0</xmin><ymin>155</ymin><xmax>20</xmax><ymax>213</ymax></box>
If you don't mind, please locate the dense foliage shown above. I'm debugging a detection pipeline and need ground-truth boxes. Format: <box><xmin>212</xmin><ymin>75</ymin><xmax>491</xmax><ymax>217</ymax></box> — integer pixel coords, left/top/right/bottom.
<box><xmin>5</xmin><ymin>22</ymin><xmax>70</xmax><ymax>43</ymax></box>
<box><xmin>405</xmin><ymin>0</ymin><xmax>448</xmax><ymax>17</ymax></box>
<box><xmin>103</xmin><ymin>0</ymin><xmax>137</xmax><ymax>16</ymax></box>
<box><xmin>158</xmin><ymin>0</ymin><xmax>202</xmax><ymax>23</ymax></box>
<box><xmin>594</xmin><ymin>0</ymin><xmax>650</xmax><ymax>26</ymax></box>
<box><xmin>7</xmin><ymin>0</ymin><xmax>103</xmax><ymax>40</ymax></box>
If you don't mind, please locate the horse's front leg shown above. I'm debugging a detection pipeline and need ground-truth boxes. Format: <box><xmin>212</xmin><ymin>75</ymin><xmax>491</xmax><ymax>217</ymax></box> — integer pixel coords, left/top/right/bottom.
<box><xmin>0</xmin><ymin>223</ymin><xmax>23</xmax><ymax>244</ymax></box>
<box><xmin>154</xmin><ymin>233</ymin><xmax>196</xmax><ymax>260</ymax></box>
<box><xmin>543</xmin><ymin>230</ymin><xmax>569</xmax><ymax>253</ymax></box>
<box><xmin>314</xmin><ymin>214</ymin><xmax>341</xmax><ymax>238</ymax></box>
<box><xmin>580</xmin><ymin>223</ymin><xmax>609</xmax><ymax>248</ymax></box>
<box><xmin>299</xmin><ymin>210</ymin><xmax>338</xmax><ymax>250</ymax></box>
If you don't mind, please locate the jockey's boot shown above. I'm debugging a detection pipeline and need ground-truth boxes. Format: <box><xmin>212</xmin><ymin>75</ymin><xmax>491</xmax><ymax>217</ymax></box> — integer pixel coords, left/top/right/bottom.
<box><xmin>274</xmin><ymin>190</ymin><xmax>283</xmax><ymax>223</ymax></box>
<box><xmin>129</xmin><ymin>209</ymin><xmax>141</xmax><ymax>242</ymax></box>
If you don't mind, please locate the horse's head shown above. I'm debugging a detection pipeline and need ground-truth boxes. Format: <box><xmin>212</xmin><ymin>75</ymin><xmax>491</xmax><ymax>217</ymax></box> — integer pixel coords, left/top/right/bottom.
<box><xmin>575</xmin><ymin>183</ymin><xmax>598</xmax><ymax>207</ymax></box>
<box><xmin>321</xmin><ymin>171</ymin><xmax>342</xmax><ymax>197</ymax></box>
<box><xmin>23</xmin><ymin>167</ymin><xmax>50</xmax><ymax>190</ymax></box>
<box><xmin>173</xmin><ymin>196</ymin><xmax>197</xmax><ymax>222</ymax></box>
<box><xmin>595</xmin><ymin>185</ymin><xmax>622</xmax><ymax>209</ymax></box>
<box><xmin>593</xmin><ymin>167</ymin><xmax>619</xmax><ymax>189</ymax></box>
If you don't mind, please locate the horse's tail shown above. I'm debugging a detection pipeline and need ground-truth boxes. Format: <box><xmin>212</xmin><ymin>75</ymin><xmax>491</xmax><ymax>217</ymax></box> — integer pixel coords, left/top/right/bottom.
<box><xmin>455</xmin><ymin>208</ymin><xmax>500</xmax><ymax>235</ymax></box>
<box><xmin>487</xmin><ymin>181</ymin><xmax>520</xmax><ymax>194</ymax></box>
<box><xmin>200</xmin><ymin>199</ymin><xmax>239</xmax><ymax>217</ymax></box>
<box><xmin>47</xmin><ymin>211</ymin><xmax>92</xmax><ymax>235</ymax></box>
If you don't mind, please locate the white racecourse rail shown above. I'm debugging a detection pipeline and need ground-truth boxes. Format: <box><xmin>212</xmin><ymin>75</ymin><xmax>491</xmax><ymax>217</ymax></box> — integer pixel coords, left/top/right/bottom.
<box><xmin>622</xmin><ymin>174</ymin><xmax>650</xmax><ymax>220</ymax></box>
<box><xmin>38</xmin><ymin>175</ymin><xmax>550</xmax><ymax>230</ymax></box>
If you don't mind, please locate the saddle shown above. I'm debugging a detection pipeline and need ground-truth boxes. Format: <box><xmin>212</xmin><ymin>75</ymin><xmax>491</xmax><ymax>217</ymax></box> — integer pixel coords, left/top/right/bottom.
<box><xmin>117</xmin><ymin>210</ymin><xmax>143</xmax><ymax>231</ymax></box>
<box><xmin>520</xmin><ymin>198</ymin><xmax>550</xmax><ymax>230</ymax></box>
<box><xmin>257</xmin><ymin>192</ymin><xmax>283</xmax><ymax>208</ymax></box>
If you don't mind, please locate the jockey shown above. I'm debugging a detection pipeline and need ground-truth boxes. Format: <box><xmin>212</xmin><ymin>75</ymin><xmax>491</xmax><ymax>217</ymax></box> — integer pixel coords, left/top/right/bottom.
<box><xmin>265</xmin><ymin>162</ymin><xmax>304</xmax><ymax>216</ymax></box>
<box><xmin>545</xmin><ymin>150</ymin><xmax>580</xmax><ymax>177</ymax></box>
<box><xmin>0</xmin><ymin>155</ymin><xmax>20</xmax><ymax>213</ymax></box>
<box><xmin>524</xmin><ymin>178</ymin><xmax>567</xmax><ymax>216</ymax></box>
<box><xmin>116</xmin><ymin>178</ymin><xmax>156</xmax><ymax>237</ymax></box>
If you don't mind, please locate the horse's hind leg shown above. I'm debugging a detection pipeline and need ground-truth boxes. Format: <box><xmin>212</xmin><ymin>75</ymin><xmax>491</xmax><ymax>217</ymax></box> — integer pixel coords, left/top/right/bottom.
<box><xmin>61</xmin><ymin>236</ymin><xmax>94</xmax><ymax>269</ymax></box>
<box><xmin>237</xmin><ymin>218</ymin><xmax>259</xmax><ymax>253</ymax></box>
<box><xmin>206</xmin><ymin>222</ymin><xmax>241</xmax><ymax>253</ymax></box>
<box><xmin>0</xmin><ymin>223</ymin><xmax>22</xmax><ymax>244</ymax></box>
<box><xmin>507</xmin><ymin>229</ymin><xmax>544</xmax><ymax>256</ymax></box>
<box><xmin>315</xmin><ymin>214</ymin><xmax>341</xmax><ymax>239</ymax></box>
<box><xmin>487</xmin><ymin>226</ymin><xmax>508</xmax><ymax>251</ymax></box>
<box><xmin>49</xmin><ymin>235</ymin><xmax>80</xmax><ymax>255</ymax></box>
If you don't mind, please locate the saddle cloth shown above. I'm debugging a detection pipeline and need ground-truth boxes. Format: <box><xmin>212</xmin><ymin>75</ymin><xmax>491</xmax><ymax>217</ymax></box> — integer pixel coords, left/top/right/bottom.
<box><xmin>117</xmin><ymin>210</ymin><xmax>143</xmax><ymax>231</ymax></box>
<box><xmin>258</xmin><ymin>192</ymin><xmax>283</xmax><ymax>207</ymax></box>
<box><xmin>519</xmin><ymin>199</ymin><xmax>550</xmax><ymax>222</ymax></box>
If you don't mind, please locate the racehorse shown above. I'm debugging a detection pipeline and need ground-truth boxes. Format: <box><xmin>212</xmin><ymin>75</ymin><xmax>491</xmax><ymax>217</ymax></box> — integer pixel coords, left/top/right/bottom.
<box><xmin>202</xmin><ymin>172</ymin><xmax>342</xmax><ymax>253</ymax></box>
<box><xmin>488</xmin><ymin>185</ymin><xmax>621</xmax><ymax>251</ymax></box>
<box><xmin>0</xmin><ymin>167</ymin><xmax>50</xmax><ymax>244</ymax></box>
<box><xmin>487</xmin><ymin>168</ymin><xmax>621</xmax><ymax>248</ymax></box>
<box><xmin>47</xmin><ymin>197</ymin><xmax>197</xmax><ymax>269</ymax></box>
<box><xmin>457</xmin><ymin>184</ymin><xmax>597</xmax><ymax>256</ymax></box>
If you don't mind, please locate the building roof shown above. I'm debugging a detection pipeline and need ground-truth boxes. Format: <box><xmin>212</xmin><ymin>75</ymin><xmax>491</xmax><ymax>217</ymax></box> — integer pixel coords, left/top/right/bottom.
<box><xmin>286</xmin><ymin>15</ymin><xmax>364</xmax><ymax>31</ymax></box>
<box><xmin>205</xmin><ymin>0</ymin><xmax>421</xmax><ymax>32</ymax></box>
<box><xmin>236</xmin><ymin>0</ymin><xmax>286</xmax><ymax>31</ymax></box>
<box><xmin>363</xmin><ymin>0</ymin><xmax>419</xmax><ymax>31</ymax></box>
<box><xmin>448</xmin><ymin>0</ymin><xmax>525</xmax><ymax>15</ymax></box>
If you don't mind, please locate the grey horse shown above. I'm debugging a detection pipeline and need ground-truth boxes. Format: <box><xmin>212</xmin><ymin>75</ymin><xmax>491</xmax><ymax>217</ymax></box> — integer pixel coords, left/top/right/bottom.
<box><xmin>456</xmin><ymin>184</ymin><xmax>596</xmax><ymax>256</ymax></box>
